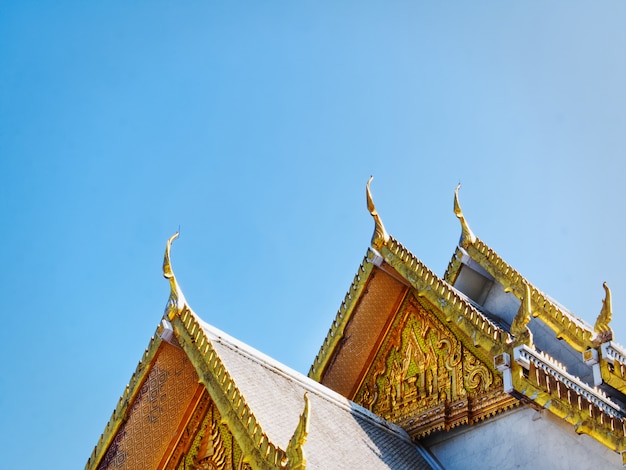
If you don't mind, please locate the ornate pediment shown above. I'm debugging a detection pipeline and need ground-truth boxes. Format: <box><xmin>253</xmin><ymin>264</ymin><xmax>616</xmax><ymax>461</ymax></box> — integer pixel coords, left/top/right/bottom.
<box><xmin>354</xmin><ymin>293</ymin><xmax>517</xmax><ymax>438</ymax></box>
<box><xmin>169</xmin><ymin>392</ymin><xmax>252</xmax><ymax>470</ymax></box>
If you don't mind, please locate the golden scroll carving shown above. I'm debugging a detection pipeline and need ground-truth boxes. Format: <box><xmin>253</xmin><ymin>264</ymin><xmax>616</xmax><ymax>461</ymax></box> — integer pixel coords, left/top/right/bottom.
<box><xmin>355</xmin><ymin>293</ymin><xmax>516</xmax><ymax>438</ymax></box>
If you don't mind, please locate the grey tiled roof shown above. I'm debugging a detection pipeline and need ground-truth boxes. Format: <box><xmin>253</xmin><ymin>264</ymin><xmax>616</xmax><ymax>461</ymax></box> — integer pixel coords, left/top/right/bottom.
<box><xmin>199</xmin><ymin>319</ymin><xmax>440</xmax><ymax>470</ymax></box>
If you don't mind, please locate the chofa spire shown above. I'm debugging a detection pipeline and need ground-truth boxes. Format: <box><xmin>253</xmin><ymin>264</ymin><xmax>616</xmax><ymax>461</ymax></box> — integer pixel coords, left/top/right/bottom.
<box><xmin>453</xmin><ymin>183</ymin><xmax>476</xmax><ymax>248</ymax></box>
<box><xmin>163</xmin><ymin>231</ymin><xmax>187</xmax><ymax>320</ymax></box>
<box><xmin>594</xmin><ymin>282</ymin><xmax>613</xmax><ymax>342</ymax></box>
<box><xmin>366</xmin><ymin>176</ymin><xmax>389</xmax><ymax>250</ymax></box>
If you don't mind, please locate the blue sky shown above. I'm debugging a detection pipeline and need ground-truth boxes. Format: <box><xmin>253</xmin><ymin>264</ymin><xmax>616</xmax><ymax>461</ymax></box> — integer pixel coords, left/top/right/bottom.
<box><xmin>1</xmin><ymin>2</ymin><xmax>625</xmax><ymax>468</ymax></box>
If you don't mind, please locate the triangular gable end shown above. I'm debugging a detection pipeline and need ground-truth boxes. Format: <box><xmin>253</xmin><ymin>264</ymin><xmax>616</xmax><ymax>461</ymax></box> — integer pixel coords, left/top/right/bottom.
<box><xmin>310</xmin><ymin>180</ymin><xmax>517</xmax><ymax>438</ymax></box>
<box><xmin>87</xmin><ymin>232</ymin><xmax>436</xmax><ymax>470</ymax></box>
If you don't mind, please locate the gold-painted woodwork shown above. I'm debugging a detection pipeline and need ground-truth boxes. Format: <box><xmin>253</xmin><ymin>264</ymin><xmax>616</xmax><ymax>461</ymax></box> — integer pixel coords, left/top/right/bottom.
<box><xmin>354</xmin><ymin>293</ymin><xmax>517</xmax><ymax>439</ymax></box>
<box><xmin>165</xmin><ymin>389</ymin><xmax>213</xmax><ymax>470</ymax></box>
<box><xmin>469</xmin><ymin>237</ymin><xmax>594</xmax><ymax>351</ymax></box>
<box><xmin>451</xmin><ymin>187</ymin><xmax>595</xmax><ymax>352</ymax></box>
<box><xmin>599</xmin><ymin>359</ymin><xmax>626</xmax><ymax>395</ymax></box>
<box><xmin>316</xmin><ymin>265</ymin><xmax>408</xmax><ymax>398</ymax></box>
<box><xmin>163</xmin><ymin>232</ymin><xmax>187</xmax><ymax>321</ymax></box>
<box><xmin>308</xmin><ymin>255</ymin><xmax>376</xmax><ymax>382</ymax></box>
<box><xmin>172</xmin><ymin>308</ymin><xmax>289</xmax><ymax>470</ymax></box>
<box><xmin>509</xmin><ymin>283</ymin><xmax>533</xmax><ymax>346</ymax></box>
<box><xmin>453</xmin><ymin>183</ymin><xmax>476</xmax><ymax>248</ymax></box>
<box><xmin>380</xmin><ymin>237</ymin><xmax>510</xmax><ymax>358</ymax></box>
<box><xmin>86</xmin><ymin>336</ymin><xmax>164</xmax><ymax>470</ymax></box>
<box><xmin>166</xmin><ymin>390</ymin><xmax>252</xmax><ymax>470</ymax></box>
<box><xmin>594</xmin><ymin>282</ymin><xmax>614</xmax><ymax>342</ymax></box>
<box><xmin>450</xmin><ymin>190</ymin><xmax>626</xmax><ymax>396</ymax></box>
<box><xmin>285</xmin><ymin>394</ymin><xmax>310</xmax><ymax>470</ymax></box>
<box><xmin>366</xmin><ymin>176</ymin><xmax>389</xmax><ymax>250</ymax></box>
<box><xmin>182</xmin><ymin>401</ymin><xmax>240</xmax><ymax>470</ymax></box>
<box><xmin>94</xmin><ymin>342</ymin><xmax>201</xmax><ymax>470</ymax></box>
<box><xmin>511</xmin><ymin>361</ymin><xmax>626</xmax><ymax>453</ymax></box>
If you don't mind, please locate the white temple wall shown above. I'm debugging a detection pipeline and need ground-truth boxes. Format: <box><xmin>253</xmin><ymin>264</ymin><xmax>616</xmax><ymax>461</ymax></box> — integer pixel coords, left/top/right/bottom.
<box><xmin>422</xmin><ymin>406</ymin><xmax>622</xmax><ymax>469</ymax></box>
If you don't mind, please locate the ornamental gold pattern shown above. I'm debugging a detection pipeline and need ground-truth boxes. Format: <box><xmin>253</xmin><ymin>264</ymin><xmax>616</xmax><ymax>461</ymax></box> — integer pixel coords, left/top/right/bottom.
<box><xmin>354</xmin><ymin>294</ymin><xmax>516</xmax><ymax>438</ymax></box>
<box><xmin>449</xmin><ymin>189</ymin><xmax>626</xmax><ymax>395</ymax></box>
<box><xmin>380</xmin><ymin>236</ymin><xmax>510</xmax><ymax>357</ymax></box>
<box><xmin>172</xmin><ymin>308</ymin><xmax>289</xmax><ymax>469</ymax></box>
<box><xmin>176</xmin><ymin>398</ymin><xmax>251</xmax><ymax>470</ymax></box>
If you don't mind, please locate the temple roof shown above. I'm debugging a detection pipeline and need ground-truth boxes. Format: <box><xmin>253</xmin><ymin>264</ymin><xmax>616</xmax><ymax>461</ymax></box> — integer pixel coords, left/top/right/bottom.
<box><xmin>309</xmin><ymin>180</ymin><xmax>626</xmax><ymax>460</ymax></box>
<box><xmin>199</xmin><ymin>319</ymin><xmax>438</xmax><ymax>469</ymax></box>
<box><xmin>89</xmin><ymin>183</ymin><xmax>626</xmax><ymax>468</ymax></box>
<box><xmin>87</xmin><ymin>232</ymin><xmax>439</xmax><ymax>470</ymax></box>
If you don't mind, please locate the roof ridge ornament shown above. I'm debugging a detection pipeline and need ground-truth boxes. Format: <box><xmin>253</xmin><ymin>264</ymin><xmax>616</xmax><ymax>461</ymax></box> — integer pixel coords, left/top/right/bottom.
<box><xmin>454</xmin><ymin>183</ymin><xmax>476</xmax><ymax>248</ymax></box>
<box><xmin>163</xmin><ymin>232</ymin><xmax>187</xmax><ymax>320</ymax></box>
<box><xmin>594</xmin><ymin>282</ymin><xmax>614</xmax><ymax>343</ymax></box>
<box><xmin>510</xmin><ymin>282</ymin><xmax>533</xmax><ymax>346</ymax></box>
<box><xmin>285</xmin><ymin>392</ymin><xmax>310</xmax><ymax>470</ymax></box>
<box><xmin>366</xmin><ymin>176</ymin><xmax>389</xmax><ymax>250</ymax></box>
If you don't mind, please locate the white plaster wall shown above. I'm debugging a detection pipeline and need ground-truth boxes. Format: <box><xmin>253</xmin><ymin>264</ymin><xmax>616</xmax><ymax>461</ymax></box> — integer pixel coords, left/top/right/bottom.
<box><xmin>422</xmin><ymin>407</ymin><xmax>622</xmax><ymax>469</ymax></box>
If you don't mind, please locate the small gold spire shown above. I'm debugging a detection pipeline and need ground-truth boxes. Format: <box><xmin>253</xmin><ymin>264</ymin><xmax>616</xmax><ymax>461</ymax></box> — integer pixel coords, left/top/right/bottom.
<box><xmin>511</xmin><ymin>282</ymin><xmax>533</xmax><ymax>345</ymax></box>
<box><xmin>594</xmin><ymin>282</ymin><xmax>613</xmax><ymax>342</ymax></box>
<box><xmin>163</xmin><ymin>232</ymin><xmax>187</xmax><ymax>320</ymax></box>
<box><xmin>366</xmin><ymin>176</ymin><xmax>389</xmax><ymax>250</ymax></box>
<box><xmin>285</xmin><ymin>392</ymin><xmax>310</xmax><ymax>470</ymax></box>
<box><xmin>454</xmin><ymin>184</ymin><xmax>476</xmax><ymax>248</ymax></box>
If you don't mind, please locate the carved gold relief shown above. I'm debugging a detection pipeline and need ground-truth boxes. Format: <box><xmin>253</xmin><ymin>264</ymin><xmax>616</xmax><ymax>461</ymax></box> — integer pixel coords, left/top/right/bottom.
<box><xmin>355</xmin><ymin>293</ymin><xmax>515</xmax><ymax>438</ymax></box>
<box><xmin>176</xmin><ymin>399</ymin><xmax>251</xmax><ymax>470</ymax></box>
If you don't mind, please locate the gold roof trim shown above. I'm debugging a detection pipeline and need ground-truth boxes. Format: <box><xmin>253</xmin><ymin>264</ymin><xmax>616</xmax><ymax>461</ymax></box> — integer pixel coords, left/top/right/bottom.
<box><xmin>85</xmin><ymin>334</ymin><xmax>163</xmax><ymax>470</ymax></box>
<box><xmin>380</xmin><ymin>236</ymin><xmax>510</xmax><ymax>358</ymax></box>
<box><xmin>511</xmin><ymin>346</ymin><xmax>626</xmax><ymax>454</ymax></box>
<box><xmin>308</xmin><ymin>254</ymin><xmax>375</xmax><ymax>381</ymax></box>
<box><xmin>467</xmin><ymin>236</ymin><xmax>593</xmax><ymax>352</ymax></box>
<box><xmin>171</xmin><ymin>308</ymin><xmax>290</xmax><ymax>469</ymax></box>
<box><xmin>448</xmin><ymin>189</ymin><xmax>595</xmax><ymax>351</ymax></box>
<box><xmin>448</xmin><ymin>194</ymin><xmax>626</xmax><ymax>393</ymax></box>
<box><xmin>366</xmin><ymin>176</ymin><xmax>390</xmax><ymax>250</ymax></box>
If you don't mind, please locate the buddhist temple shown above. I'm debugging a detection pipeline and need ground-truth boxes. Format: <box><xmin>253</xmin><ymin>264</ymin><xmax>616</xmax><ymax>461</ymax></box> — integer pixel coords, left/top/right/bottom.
<box><xmin>86</xmin><ymin>180</ymin><xmax>626</xmax><ymax>469</ymax></box>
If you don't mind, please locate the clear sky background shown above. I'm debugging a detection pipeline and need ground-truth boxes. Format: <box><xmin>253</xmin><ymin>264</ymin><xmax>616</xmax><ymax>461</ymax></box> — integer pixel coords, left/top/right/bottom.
<box><xmin>1</xmin><ymin>2</ymin><xmax>625</xmax><ymax>468</ymax></box>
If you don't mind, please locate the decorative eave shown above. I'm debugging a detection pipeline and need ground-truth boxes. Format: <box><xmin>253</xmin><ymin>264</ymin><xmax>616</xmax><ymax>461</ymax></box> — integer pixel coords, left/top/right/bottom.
<box><xmin>308</xmin><ymin>254</ymin><xmax>375</xmax><ymax>381</ymax></box>
<box><xmin>85</xmin><ymin>334</ymin><xmax>163</xmax><ymax>470</ymax></box>
<box><xmin>451</xmin><ymin>188</ymin><xmax>626</xmax><ymax>457</ymax></box>
<box><xmin>90</xmin><ymin>234</ymin><xmax>311</xmax><ymax>470</ymax></box>
<box><xmin>598</xmin><ymin>341</ymin><xmax>626</xmax><ymax>395</ymax></box>
<box><xmin>464</xmin><ymin>235</ymin><xmax>595</xmax><ymax>351</ymax></box>
<box><xmin>162</xmin><ymin>233</ymin><xmax>310</xmax><ymax>470</ymax></box>
<box><xmin>364</xmin><ymin>180</ymin><xmax>510</xmax><ymax>362</ymax></box>
<box><xmin>509</xmin><ymin>345</ymin><xmax>626</xmax><ymax>456</ymax></box>
<box><xmin>170</xmin><ymin>308</ymin><xmax>293</xmax><ymax>469</ymax></box>
<box><xmin>449</xmin><ymin>189</ymin><xmax>626</xmax><ymax>396</ymax></box>
<box><xmin>379</xmin><ymin>236</ymin><xmax>510</xmax><ymax>359</ymax></box>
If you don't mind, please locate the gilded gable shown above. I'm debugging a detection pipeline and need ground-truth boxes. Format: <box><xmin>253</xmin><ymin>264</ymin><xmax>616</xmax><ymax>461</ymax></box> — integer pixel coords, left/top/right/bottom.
<box><xmin>169</xmin><ymin>392</ymin><xmax>252</xmax><ymax>470</ymax></box>
<box><xmin>96</xmin><ymin>342</ymin><xmax>201</xmax><ymax>470</ymax></box>
<box><xmin>354</xmin><ymin>292</ymin><xmax>517</xmax><ymax>439</ymax></box>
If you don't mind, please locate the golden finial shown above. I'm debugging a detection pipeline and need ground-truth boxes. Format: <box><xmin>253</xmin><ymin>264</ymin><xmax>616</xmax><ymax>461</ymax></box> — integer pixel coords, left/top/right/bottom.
<box><xmin>366</xmin><ymin>176</ymin><xmax>389</xmax><ymax>250</ymax></box>
<box><xmin>454</xmin><ymin>184</ymin><xmax>476</xmax><ymax>248</ymax></box>
<box><xmin>285</xmin><ymin>392</ymin><xmax>310</xmax><ymax>470</ymax></box>
<box><xmin>511</xmin><ymin>282</ymin><xmax>533</xmax><ymax>345</ymax></box>
<box><xmin>594</xmin><ymin>282</ymin><xmax>613</xmax><ymax>342</ymax></box>
<box><xmin>163</xmin><ymin>232</ymin><xmax>187</xmax><ymax>320</ymax></box>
